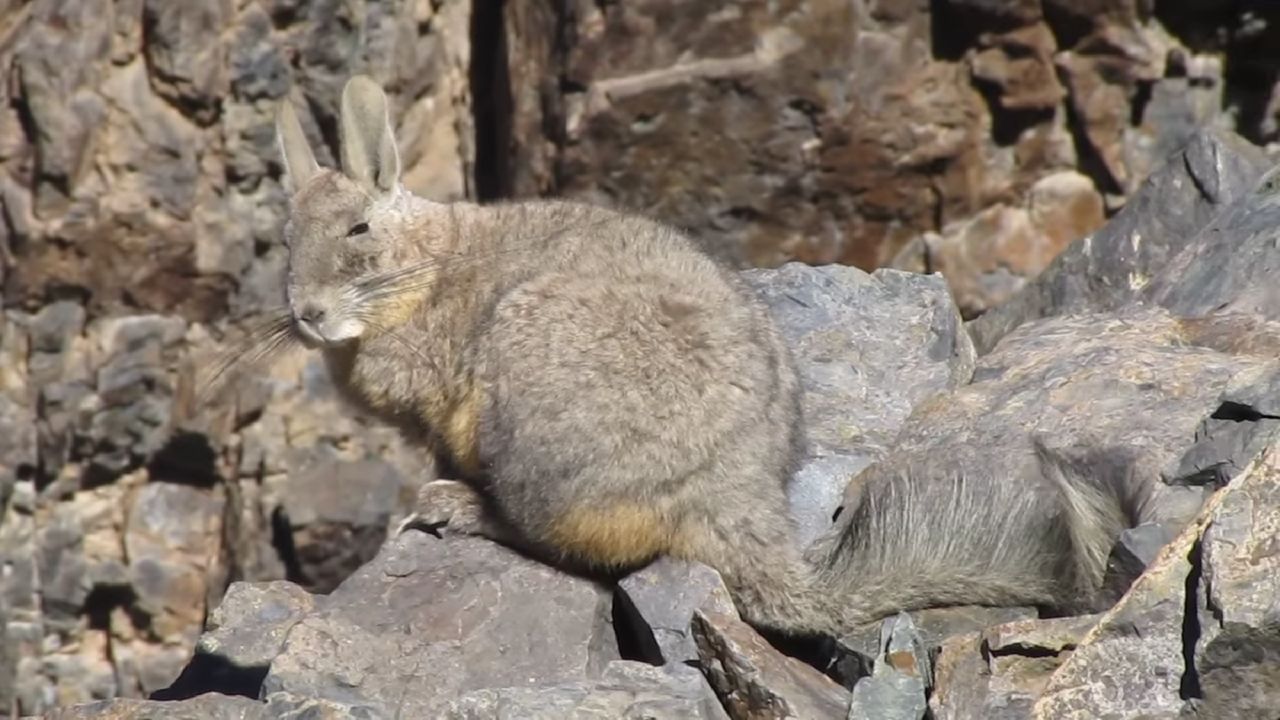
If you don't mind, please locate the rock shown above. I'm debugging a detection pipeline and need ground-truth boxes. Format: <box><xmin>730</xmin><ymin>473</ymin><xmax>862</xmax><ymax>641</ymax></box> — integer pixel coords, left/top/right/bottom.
<box><xmin>278</xmin><ymin>450</ymin><xmax>406</xmax><ymax>593</ymax></box>
<box><xmin>1100</xmin><ymin>522</ymin><xmax>1178</xmax><ymax>605</ymax></box>
<box><xmin>29</xmin><ymin>301</ymin><xmax>86</xmax><ymax>355</ymax></box>
<box><xmin>42</xmin><ymin>693</ymin><xmax>266</xmax><ymax>720</ymax></box>
<box><xmin>199</xmin><ymin>581</ymin><xmax>315</xmax><ymax>669</ymax></box>
<box><xmin>1145</xmin><ymin>162</ymin><xmax>1280</xmax><ymax>319</ymax></box>
<box><xmin>968</xmin><ymin>128</ymin><xmax>1271</xmax><ymax>354</ymax></box>
<box><xmin>744</xmin><ymin>264</ymin><xmax>975</xmax><ymax>546</ymax></box>
<box><xmin>617</xmin><ymin>558</ymin><xmax>725</xmax><ymax>665</ymax></box>
<box><xmin>433</xmin><ymin>661</ymin><xmax>730</xmax><ymax>719</ymax></box>
<box><xmin>142</xmin><ymin>0</ymin><xmax>234</xmax><ymax>124</ymax></box>
<box><xmin>1034</xmin><ymin>440</ymin><xmax>1280</xmax><ymax>718</ymax></box>
<box><xmin>262</xmin><ymin>531</ymin><xmax>622</xmax><ymax>717</ymax></box>
<box><xmin>4</xmin><ymin>0</ymin><xmax>474</xmax><ymax>321</ymax></box>
<box><xmin>1164</xmin><ymin>362</ymin><xmax>1280</xmax><ymax>490</ymax></box>
<box><xmin>1189</xmin><ymin>440</ymin><xmax>1280</xmax><ymax>718</ymax></box>
<box><xmin>156</xmin><ymin>581</ymin><xmax>315</xmax><ymax>701</ymax></box>
<box><xmin>839</xmin><ymin>605</ymin><xmax>1038</xmax><ymax>660</ymax></box>
<box><xmin>892</xmin><ymin>171</ymin><xmax>1105</xmax><ymax>318</ymax></box>
<box><xmin>847</xmin><ymin>613</ymin><xmax>930</xmax><ymax>720</ymax></box>
<box><xmin>930</xmin><ymin>614</ymin><xmax>1099</xmax><ymax>720</ymax></box>
<box><xmin>692</xmin><ymin>572</ymin><xmax>850</xmax><ymax>720</ymax></box>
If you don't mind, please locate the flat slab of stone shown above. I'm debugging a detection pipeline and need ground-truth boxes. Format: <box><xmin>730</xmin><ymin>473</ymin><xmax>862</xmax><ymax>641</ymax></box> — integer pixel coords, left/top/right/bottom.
<box><xmin>262</xmin><ymin>531</ymin><xmax>621</xmax><ymax>717</ymax></box>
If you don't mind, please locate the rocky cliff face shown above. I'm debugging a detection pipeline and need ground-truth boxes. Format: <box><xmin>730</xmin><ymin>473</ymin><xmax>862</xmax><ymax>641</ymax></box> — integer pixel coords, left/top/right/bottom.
<box><xmin>3</xmin><ymin>1</ymin><xmax>1280</xmax><ymax>718</ymax></box>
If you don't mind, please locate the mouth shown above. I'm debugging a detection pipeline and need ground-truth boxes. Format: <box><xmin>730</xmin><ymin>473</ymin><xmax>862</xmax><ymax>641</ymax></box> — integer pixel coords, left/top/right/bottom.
<box><xmin>291</xmin><ymin>317</ymin><xmax>362</xmax><ymax>349</ymax></box>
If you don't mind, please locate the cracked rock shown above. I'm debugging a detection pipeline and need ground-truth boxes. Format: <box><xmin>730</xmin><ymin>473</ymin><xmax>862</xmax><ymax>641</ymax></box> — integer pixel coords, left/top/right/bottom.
<box><xmin>692</xmin><ymin>570</ymin><xmax>850</xmax><ymax>720</ymax></box>
<box><xmin>261</xmin><ymin>531</ymin><xmax>621</xmax><ymax>717</ymax></box>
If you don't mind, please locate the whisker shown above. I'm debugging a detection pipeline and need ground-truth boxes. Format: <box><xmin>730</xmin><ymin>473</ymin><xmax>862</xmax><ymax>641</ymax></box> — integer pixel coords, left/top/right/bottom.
<box><xmin>195</xmin><ymin>311</ymin><xmax>297</xmax><ymax>405</ymax></box>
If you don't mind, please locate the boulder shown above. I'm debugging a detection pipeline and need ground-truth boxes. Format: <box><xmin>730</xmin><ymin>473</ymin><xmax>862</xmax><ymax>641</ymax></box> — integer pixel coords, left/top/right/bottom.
<box><xmin>745</xmin><ymin>264</ymin><xmax>975</xmax><ymax>546</ymax></box>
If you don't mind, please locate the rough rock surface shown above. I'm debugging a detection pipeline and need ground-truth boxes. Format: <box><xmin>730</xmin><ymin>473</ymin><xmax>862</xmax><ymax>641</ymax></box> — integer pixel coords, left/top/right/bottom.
<box><xmin>929</xmin><ymin>614</ymin><xmax>1100</xmax><ymax>720</ymax></box>
<box><xmin>846</xmin><ymin>613</ymin><xmax>931</xmax><ymax>720</ymax></box>
<box><xmin>1034</xmin><ymin>440</ymin><xmax>1280</xmax><ymax>719</ymax></box>
<box><xmin>969</xmin><ymin>127</ymin><xmax>1273</xmax><ymax>353</ymax></box>
<box><xmin>43</xmin><ymin>693</ymin><xmax>268</xmax><ymax>720</ymax></box>
<box><xmin>692</xmin><ymin>577</ymin><xmax>851</xmax><ymax>720</ymax></box>
<box><xmin>261</xmin><ymin>532</ymin><xmax>621</xmax><ymax>716</ymax></box>
<box><xmin>743</xmin><ymin>264</ymin><xmax>975</xmax><ymax>545</ymax></box>
<box><xmin>154</xmin><ymin>534</ymin><xmax>736</xmax><ymax>719</ymax></box>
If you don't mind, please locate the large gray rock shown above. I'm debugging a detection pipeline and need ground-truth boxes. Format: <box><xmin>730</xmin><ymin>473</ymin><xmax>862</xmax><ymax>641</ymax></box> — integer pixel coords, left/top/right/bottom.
<box><xmin>433</xmin><ymin>661</ymin><xmax>730</xmax><ymax>719</ymax></box>
<box><xmin>745</xmin><ymin>264</ymin><xmax>975</xmax><ymax>546</ymax></box>
<box><xmin>969</xmin><ymin>129</ymin><xmax>1272</xmax><ymax>354</ymax></box>
<box><xmin>1146</xmin><ymin>162</ymin><xmax>1280</xmax><ymax>319</ymax></box>
<box><xmin>1188</xmin><ymin>441</ymin><xmax>1280</xmax><ymax>719</ymax></box>
<box><xmin>617</xmin><ymin>558</ymin><xmax>725</xmax><ymax>666</ymax></box>
<box><xmin>42</xmin><ymin>693</ymin><xmax>267</xmax><ymax>720</ymax></box>
<box><xmin>262</xmin><ymin>531</ymin><xmax>622</xmax><ymax>716</ymax></box>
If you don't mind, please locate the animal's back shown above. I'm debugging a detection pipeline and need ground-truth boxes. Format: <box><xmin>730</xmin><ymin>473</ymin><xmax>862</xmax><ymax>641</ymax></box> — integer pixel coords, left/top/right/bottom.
<box><xmin>465</xmin><ymin>200</ymin><xmax>804</xmax><ymax>570</ymax></box>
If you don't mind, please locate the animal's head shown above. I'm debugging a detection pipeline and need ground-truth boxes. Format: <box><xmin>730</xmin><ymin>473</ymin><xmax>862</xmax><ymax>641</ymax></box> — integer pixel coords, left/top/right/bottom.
<box><xmin>275</xmin><ymin>75</ymin><xmax>417</xmax><ymax>349</ymax></box>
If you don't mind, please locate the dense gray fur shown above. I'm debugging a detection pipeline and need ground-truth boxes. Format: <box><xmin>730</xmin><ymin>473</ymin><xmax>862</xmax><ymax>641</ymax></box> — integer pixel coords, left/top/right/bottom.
<box><xmin>271</xmin><ymin>75</ymin><xmax>1151</xmax><ymax>638</ymax></box>
<box><xmin>807</xmin><ymin>440</ymin><xmax>1153</xmax><ymax>627</ymax></box>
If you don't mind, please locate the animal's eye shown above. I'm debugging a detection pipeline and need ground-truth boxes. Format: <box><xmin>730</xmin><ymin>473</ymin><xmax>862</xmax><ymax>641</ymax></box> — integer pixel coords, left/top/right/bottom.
<box><xmin>346</xmin><ymin>222</ymin><xmax>370</xmax><ymax>237</ymax></box>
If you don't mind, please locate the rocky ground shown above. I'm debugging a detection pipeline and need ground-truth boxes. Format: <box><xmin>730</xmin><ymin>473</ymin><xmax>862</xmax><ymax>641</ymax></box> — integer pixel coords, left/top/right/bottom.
<box><xmin>4</xmin><ymin>1</ymin><xmax>1280</xmax><ymax>719</ymax></box>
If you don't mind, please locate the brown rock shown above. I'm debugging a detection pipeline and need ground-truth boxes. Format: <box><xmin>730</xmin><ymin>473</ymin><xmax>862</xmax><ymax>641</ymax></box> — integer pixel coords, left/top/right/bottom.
<box><xmin>894</xmin><ymin>170</ymin><xmax>1103</xmax><ymax>317</ymax></box>
<box><xmin>692</xmin><ymin>576</ymin><xmax>849</xmax><ymax>720</ymax></box>
<box><xmin>930</xmin><ymin>614</ymin><xmax>1099</xmax><ymax>720</ymax></box>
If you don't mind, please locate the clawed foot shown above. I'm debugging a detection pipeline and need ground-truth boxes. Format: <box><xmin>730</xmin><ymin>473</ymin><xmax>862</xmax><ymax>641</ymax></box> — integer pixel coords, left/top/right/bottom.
<box><xmin>396</xmin><ymin>479</ymin><xmax>494</xmax><ymax>538</ymax></box>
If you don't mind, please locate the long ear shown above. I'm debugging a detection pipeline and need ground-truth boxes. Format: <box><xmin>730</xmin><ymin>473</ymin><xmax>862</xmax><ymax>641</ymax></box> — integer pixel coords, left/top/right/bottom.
<box><xmin>339</xmin><ymin>75</ymin><xmax>401</xmax><ymax>193</ymax></box>
<box><xmin>276</xmin><ymin>97</ymin><xmax>320</xmax><ymax>193</ymax></box>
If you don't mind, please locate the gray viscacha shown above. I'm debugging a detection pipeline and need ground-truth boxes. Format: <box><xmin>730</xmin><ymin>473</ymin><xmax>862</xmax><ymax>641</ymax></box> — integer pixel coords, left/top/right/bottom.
<box><xmin>266</xmin><ymin>75</ymin><xmax>1150</xmax><ymax>638</ymax></box>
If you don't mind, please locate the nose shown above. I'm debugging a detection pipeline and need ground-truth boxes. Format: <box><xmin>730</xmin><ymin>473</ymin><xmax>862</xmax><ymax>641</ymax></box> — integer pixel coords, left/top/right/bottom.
<box><xmin>298</xmin><ymin>304</ymin><xmax>326</xmax><ymax>325</ymax></box>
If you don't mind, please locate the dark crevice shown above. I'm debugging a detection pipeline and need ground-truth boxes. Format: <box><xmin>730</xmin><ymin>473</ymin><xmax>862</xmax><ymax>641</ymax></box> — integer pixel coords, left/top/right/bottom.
<box><xmin>270</xmin><ymin>506</ymin><xmax>304</xmax><ymax>587</ymax></box>
<box><xmin>1211</xmin><ymin>401</ymin><xmax>1280</xmax><ymax>423</ymax></box>
<box><xmin>471</xmin><ymin>0</ymin><xmax>513</xmax><ymax>201</ymax></box>
<box><xmin>1129</xmin><ymin>79</ymin><xmax>1154</xmax><ymax>126</ymax></box>
<box><xmin>1041</xmin><ymin>4</ymin><xmax>1093</xmax><ymax>52</ymax></box>
<box><xmin>83</xmin><ymin>585</ymin><xmax>150</xmax><ymax>636</ymax></box>
<box><xmin>971</xmin><ymin>76</ymin><xmax>1057</xmax><ymax>147</ymax></box>
<box><xmin>150</xmin><ymin>653</ymin><xmax>269</xmax><ymax>701</ymax></box>
<box><xmin>147</xmin><ymin>431</ymin><xmax>220</xmax><ymax>487</ymax></box>
<box><xmin>1179</xmin><ymin>538</ymin><xmax>1205</xmax><ymax>701</ymax></box>
<box><xmin>927</xmin><ymin>0</ymin><xmax>1018</xmax><ymax>62</ymax></box>
<box><xmin>610</xmin><ymin>588</ymin><xmax>664</xmax><ymax>665</ymax></box>
<box><xmin>988</xmin><ymin>643</ymin><xmax>1074</xmax><ymax>659</ymax></box>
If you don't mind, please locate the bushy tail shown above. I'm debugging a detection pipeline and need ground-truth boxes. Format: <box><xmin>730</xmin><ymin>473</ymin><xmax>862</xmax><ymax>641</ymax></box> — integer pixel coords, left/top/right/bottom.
<box><xmin>803</xmin><ymin>438</ymin><xmax>1154</xmax><ymax>633</ymax></box>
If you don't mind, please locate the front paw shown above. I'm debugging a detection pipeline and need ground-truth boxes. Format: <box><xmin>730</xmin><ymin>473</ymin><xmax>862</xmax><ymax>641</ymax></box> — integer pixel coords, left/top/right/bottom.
<box><xmin>396</xmin><ymin>479</ymin><xmax>489</xmax><ymax>538</ymax></box>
